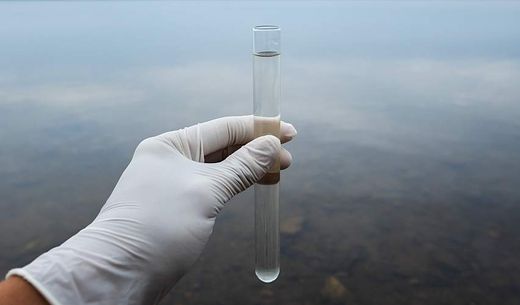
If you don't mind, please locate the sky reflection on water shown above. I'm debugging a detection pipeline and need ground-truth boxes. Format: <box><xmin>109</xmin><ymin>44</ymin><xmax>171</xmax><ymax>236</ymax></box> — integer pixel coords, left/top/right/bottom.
<box><xmin>1</xmin><ymin>1</ymin><xmax>520</xmax><ymax>304</ymax></box>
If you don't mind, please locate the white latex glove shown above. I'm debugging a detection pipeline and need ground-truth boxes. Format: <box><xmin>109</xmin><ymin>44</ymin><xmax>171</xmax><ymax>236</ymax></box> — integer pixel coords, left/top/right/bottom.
<box><xmin>7</xmin><ymin>115</ymin><xmax>297</xmax><ymax>305</ymax></box>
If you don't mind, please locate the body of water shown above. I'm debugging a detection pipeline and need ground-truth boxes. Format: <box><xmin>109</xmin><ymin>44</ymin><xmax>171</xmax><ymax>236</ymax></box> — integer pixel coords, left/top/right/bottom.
<box><xmin>1</xmin><ymin>1</ymin><xmax>520</xmax><ymax>304</ymax></box>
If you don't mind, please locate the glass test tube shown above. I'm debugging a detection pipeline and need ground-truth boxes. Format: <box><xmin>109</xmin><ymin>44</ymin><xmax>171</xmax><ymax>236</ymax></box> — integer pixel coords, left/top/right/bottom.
<box><xmin>253</xmin><ymin>25</ymin><xmax>281</xmax><ymax>283</ymax></box>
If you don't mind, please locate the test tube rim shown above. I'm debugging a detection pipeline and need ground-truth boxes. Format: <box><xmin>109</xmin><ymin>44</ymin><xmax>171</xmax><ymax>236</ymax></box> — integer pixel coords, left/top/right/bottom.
<box><xmin>253</xmin><ymin>25</ymin><xmax>281</xmax><ymax>31</ymax></box>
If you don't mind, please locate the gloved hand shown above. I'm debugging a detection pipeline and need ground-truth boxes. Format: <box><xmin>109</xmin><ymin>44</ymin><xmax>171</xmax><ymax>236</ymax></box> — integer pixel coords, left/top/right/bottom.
<box><xmin>7</xmin><ymin>115</ymin><xmax>296</xmax><ymax>305</ymax></box>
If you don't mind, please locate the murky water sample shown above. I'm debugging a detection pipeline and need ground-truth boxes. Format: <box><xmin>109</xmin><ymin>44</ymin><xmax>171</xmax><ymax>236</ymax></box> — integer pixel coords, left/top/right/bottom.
<box><xmin>254</xmin><ymin>116</ymin><xmax>280</xmax><ymax>282</ymax></box>
<box><xmin>254</xmin><ymin>182</ymin><xmax>280</xmax><ymax>283</ymax></box>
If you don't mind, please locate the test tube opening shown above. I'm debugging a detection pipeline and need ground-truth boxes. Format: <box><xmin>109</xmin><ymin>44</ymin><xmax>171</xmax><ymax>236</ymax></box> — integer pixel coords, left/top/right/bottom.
<box><xmin>253</xmin><ymin>25</ymin><xmax>281</xmax><ymax>56</ymax></box>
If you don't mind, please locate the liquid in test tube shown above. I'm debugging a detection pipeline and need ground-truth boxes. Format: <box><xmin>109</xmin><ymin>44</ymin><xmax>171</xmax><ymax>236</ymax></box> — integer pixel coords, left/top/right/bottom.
<box><xmin>253</xmin><ymin>25</ymin><xmax>281</xmax><ymax>283</ymax></box>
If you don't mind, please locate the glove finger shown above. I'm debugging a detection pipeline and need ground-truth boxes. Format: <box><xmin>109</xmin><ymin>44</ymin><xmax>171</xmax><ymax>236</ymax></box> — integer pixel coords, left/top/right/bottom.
<box><xmin>209</xmin><ymin>135</ymin><xmax>280</xmax><ymax>200</ymax></box>
<box><xmin>194</xmin><ymin>115</ymin><xmax>296</xmax><ymax>156</ymax></box>
<box><xmin>205</xmin><ymin>145</ymin><xmax>292</xmax><ymax>169</ymax></box>
<box><xmin>280</xmin><ymin>147</ymin><xmax>293</xmax><ymax>169</ymax></box>
<box><xmin>155</xmin><ymin>116</ymin><xmax>296</xmax><ymax>162</ymax></box>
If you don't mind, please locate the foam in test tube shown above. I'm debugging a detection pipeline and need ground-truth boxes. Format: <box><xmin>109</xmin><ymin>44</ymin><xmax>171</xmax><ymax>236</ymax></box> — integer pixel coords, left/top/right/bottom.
<box><xmin>253</xmin><ymin>25</ymin><xmax>281</xmax><ymax>283</ymax></box>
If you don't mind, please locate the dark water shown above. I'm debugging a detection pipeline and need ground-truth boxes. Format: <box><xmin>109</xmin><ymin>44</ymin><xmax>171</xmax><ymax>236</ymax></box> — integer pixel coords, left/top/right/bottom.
<box><xmin>1</xmin><ymin>2</ymin><xmax>520</xmax><ymax>304</ymax></box>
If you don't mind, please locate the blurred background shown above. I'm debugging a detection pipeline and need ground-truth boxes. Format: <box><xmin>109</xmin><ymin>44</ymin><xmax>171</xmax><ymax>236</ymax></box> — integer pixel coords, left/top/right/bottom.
<box><xmin>1</xmin><ymin>1</ymin><xmax>520</xmax><ymax>304</ymax></box>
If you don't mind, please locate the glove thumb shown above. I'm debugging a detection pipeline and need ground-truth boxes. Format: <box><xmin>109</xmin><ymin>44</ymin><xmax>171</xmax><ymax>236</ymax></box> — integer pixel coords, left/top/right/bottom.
<box><xmin>214</xmin><ymin>135</ymin><xmax>280</xmax><ymax>200</ymax></box>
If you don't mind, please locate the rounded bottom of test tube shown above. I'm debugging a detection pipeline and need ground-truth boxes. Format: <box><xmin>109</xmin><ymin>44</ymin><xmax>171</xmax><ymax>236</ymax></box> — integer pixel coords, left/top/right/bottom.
<box><xmin>255</xmin><ymin>268</ymin><xmax>280</xmax><ymax>283</ymax></box>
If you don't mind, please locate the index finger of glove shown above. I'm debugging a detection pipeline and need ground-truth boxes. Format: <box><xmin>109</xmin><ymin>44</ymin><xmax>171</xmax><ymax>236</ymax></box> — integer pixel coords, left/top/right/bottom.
<box><xmin>195</xmin><ymin>115</ymin><xmax>296</xmax><ymax>156</ymax></box>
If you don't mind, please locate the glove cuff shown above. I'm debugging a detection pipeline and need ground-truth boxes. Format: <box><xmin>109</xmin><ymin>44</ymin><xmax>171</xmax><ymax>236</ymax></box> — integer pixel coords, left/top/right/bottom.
<box><xmin>4</xmin><ymin>229</ymin><xmax>166</xmax><ymax>305</ymax></box>
<box><xmin>6</xmin><ymin>268</ymin><xmax>63</xmax><ymax>305</ymax></box>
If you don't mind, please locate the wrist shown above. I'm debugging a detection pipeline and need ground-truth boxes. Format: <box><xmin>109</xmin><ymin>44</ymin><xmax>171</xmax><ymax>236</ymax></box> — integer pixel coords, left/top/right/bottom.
<box><xmin>0</xmin><ymin>275</ymin><xmax>50</xmax><ymax>305</ymax></box>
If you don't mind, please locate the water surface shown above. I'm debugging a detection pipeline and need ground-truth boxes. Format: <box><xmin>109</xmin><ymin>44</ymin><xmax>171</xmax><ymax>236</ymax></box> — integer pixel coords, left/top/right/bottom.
<box><xmin>1</xmin><ymin>2</ymin><xmax>520</xmax><ymax>304</ymax></box>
